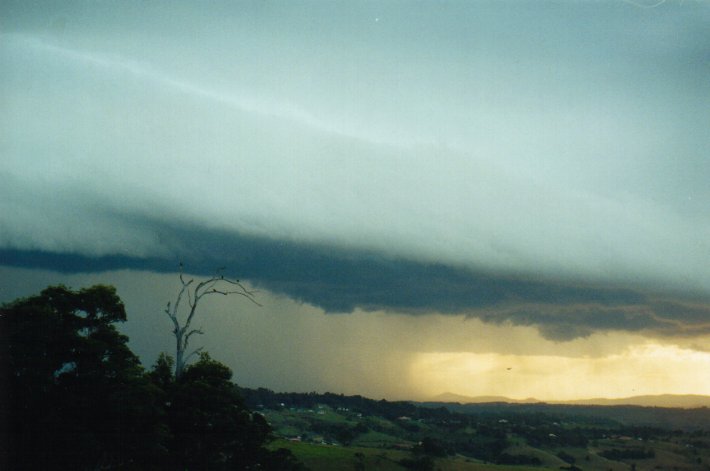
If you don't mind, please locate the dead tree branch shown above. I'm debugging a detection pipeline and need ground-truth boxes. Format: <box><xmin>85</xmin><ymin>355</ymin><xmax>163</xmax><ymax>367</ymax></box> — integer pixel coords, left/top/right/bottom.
<box><xmin>162</xmin><ymin>265</ymin><xmax>260</xmax><ymax>378</ymax></box>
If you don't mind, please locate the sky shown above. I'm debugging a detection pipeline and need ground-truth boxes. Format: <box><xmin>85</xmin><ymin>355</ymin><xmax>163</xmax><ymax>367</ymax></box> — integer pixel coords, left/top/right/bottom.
<box><xmin>1</xmin><ymin>0</ymin><xmax>710</xmax><ymax>402</ymax></box>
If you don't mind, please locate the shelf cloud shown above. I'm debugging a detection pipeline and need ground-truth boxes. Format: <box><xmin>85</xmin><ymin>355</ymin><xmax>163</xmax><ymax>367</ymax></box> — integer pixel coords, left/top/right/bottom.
<box><xmin>2</xmin><ymin>1</ymin><xmax>709</xmax><ymax>343</ymax></box>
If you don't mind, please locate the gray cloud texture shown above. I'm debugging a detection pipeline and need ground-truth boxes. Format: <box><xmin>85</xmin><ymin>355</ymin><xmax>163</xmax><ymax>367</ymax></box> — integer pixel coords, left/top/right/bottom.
<box><xmin>2</xmin><ymin>1</ymin><xmax>709</xmax><ymax>339</ymax></box>
<box><xmin>2</xmin><ymin>220</ymin><xmax>709</xmax><ymax>342</ymax></box>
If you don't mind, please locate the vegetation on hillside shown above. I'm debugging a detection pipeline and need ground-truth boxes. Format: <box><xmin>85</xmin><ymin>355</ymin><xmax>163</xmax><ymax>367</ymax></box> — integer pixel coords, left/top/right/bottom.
<box><xmin>241</xmin><ymin>388</ymin><xmax>710</xmax><ymax>470</ymax></box>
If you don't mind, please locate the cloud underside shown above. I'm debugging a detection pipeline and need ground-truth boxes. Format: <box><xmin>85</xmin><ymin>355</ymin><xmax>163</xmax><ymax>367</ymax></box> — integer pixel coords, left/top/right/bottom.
<box><xmin>2</xmin><ymin>3</ymin><xmax>709</xmax><ymax>342</ymax></box>
<box><xmin>3</xmin><ymin>221</ymin><xmax>708</xmax><ymax>341</ymax></box>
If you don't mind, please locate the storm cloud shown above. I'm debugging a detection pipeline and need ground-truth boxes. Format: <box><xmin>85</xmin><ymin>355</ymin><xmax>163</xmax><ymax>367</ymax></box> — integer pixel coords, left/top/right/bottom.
<box><xmin>2</xmin><ymin>1</ymin><xmax>710</xmax><ymax>342</ymax></box>
<box><xmin>2</xmin><ymin>218</ymin><xmax>709</xmax><ymax>341</ymax></box>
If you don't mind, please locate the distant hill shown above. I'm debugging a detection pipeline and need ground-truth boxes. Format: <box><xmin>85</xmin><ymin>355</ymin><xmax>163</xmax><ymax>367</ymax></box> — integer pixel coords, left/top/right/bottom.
<box><xmin>241</xmin><ymin>387</ymin><xmax>710</xmax><ymax>431</ymax></box>
<box><xmin>432</xmin><ymin>393</ymin><xmax>540</xmax><ymax>404</ymax></box>
<box><xmin>431</xmin><ymin>392</ymin><xmax>710</xmax><ymax>408</ymax></box>
<box><xmin>564</xmin><ymin>394</ymin><xmax>710</xmax><ymax>408</ymax></box>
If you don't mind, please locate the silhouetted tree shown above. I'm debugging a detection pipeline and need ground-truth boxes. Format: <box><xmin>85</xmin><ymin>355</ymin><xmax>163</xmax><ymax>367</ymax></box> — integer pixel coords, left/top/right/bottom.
<box><xmin>150</xmin><ymin>351</ymin><xmax>176</xmax><ymax>392</ymax></box>
<box><xmin>0</xmin><ymin>285</ymin><xmax>167</xmax><ymax>469</ymax></box>
<box><xmin>1</xmin><ymin>284</ymin><xmax>301</xmax><ymax>471</ymax></box>
<box><xmin>163</xmin><ymin>265</ymin><xmax>259</xmax><ymax>378</ymax></box>
<box><xmin>153</xmin><ymin>351</ymin><xmax>295</xmax><ymax>470</ymax></box>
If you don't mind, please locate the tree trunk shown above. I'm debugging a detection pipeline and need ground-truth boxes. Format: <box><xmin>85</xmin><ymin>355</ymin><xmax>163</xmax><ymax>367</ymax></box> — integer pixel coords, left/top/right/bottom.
<box><xmin>163</xmin><ymin>268</ymin><xmax>259</xmax><ymax>379</ymax></box>
<box><xmin>175</xmin><ymin>331</ymin><xmax>185</xmax><ymax>378</ymax></box>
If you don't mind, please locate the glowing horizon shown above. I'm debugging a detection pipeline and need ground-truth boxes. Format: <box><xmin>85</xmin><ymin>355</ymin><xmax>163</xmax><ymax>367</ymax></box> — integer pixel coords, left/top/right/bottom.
<box><xmin>410</xmin><ymin>344</ymin><xmax>710</xmax><ymax>402</ymax></box>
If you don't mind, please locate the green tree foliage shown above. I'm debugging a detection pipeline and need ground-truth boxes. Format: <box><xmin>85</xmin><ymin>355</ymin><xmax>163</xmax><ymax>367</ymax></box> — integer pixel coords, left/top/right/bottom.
<box><xmin>157</xmin><ymin>352</ymin><xmax>272</xmax><ymax>469</ymax></box>
<box><xmin>399</xmin><ymin>455</ymin><xmax>435</xmax><ymax>471</ymax></box>
<box><xmin>557</xmin><ymin>450</ymin><xmax>577</xmax><ymax>464</ymax></box>
<box><xmin>414</xmin><ymin>437</ymin><xmax>448</xmax><ymax>457</ymax></box>
<box><xmin>599</xmin><ymin>448</ymin><xmax>655</xmax><ymax>460</ymax></box>
<box><xmin>1</xmin><ymin>284</ymin><xmax>301</xmax><ymax>471</ymax></box>
<box><xmin>0</xmin><ymin>285</ymin><xmax>167</xmax><ymax>469</ymax></box>
<box><xmin>151</xmin><ymin>351</ymin><xmax>303</xmax><ymax>470</ymax></box>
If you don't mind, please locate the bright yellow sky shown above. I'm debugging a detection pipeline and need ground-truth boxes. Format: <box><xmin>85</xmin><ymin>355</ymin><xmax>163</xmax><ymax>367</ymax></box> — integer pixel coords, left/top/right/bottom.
<box><xmin>409</xmin><ymin>344</ymin><xmax>710</xmax><ymax>401</ymax></box>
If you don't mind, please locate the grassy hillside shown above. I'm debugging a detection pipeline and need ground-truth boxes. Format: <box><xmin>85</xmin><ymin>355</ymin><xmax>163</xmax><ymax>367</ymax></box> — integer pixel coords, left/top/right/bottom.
<box><xmin>270</xmin><ymin>440</ymin><xmax>552</xmax><ymax>471</ymax></box>
<box><xmin>248</xmin><ymin>388</ymin><xmax>710</xmax><ymax>471</ymax></box>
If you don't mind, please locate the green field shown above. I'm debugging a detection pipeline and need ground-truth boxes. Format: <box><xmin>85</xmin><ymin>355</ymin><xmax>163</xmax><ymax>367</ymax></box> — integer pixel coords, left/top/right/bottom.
<box><xmin>269</xmin><ymin>440</ymin><xmax>552</xmax><ymax>471</ymax></box>
<box><xmin>269</xmin><ymin>440</ymin><xmax>408</xmax><ymax>470</ymax></box>
<box><xmin>253</xmin><ymin>393</ymin><xmax>710</xmax><ymax>471</ymax></box>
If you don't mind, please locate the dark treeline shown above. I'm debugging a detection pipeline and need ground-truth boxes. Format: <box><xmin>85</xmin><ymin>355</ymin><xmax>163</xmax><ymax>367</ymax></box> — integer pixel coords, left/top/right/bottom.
<box><xmin>238</xmin><ymin>387</ymin><xmax>609</xmax><ymax>461</ymax></box>
<box><xmin>239</xmin><ymin>387</ymin><xmax>455</xmax><ymax>422</ymax></box>
<box><xmin>240</xmin><ymin>387</ymin><xmax>710</xmax><ymax>466</ymax></box>
<box><xmin>241</xmin><ymin>387</ymin><xmax>708</xmax><ymax>432</ymax></box>
<box><xmin>240</xmin><ymin>386</ymin><xmax>625</xmax><ymax>432</ymax></box>
<box><xmin>425</xmin><ymin>401</ymin><xmax>710</xmax><ymax>431</ymax></box>
<box><xmin>0</xmin><ymin>285</ymin><xmax>303</xmax><ymax>470</ymax></box>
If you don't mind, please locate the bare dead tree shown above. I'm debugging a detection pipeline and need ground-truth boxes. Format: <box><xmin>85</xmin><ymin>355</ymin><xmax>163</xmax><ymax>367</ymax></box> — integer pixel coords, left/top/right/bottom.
<box><xmin>163</xmin><ymin>264</ymin><xmax>260</xmax><ymax>378</ymax></box>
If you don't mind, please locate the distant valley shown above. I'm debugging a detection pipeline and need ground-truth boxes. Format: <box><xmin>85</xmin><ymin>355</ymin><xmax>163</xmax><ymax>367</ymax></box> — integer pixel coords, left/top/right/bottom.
<box><xmin>242</xmin><ymin>387</ymin><xmax>710</xmax><ymax>470</ymax></box>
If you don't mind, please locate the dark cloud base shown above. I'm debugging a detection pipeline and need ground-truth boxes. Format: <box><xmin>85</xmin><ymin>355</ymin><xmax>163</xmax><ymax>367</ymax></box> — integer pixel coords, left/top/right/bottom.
<box><xmin>2</xmin><ymin>222</ymin><xmax>708</xmax><ymax>340</ymax></box>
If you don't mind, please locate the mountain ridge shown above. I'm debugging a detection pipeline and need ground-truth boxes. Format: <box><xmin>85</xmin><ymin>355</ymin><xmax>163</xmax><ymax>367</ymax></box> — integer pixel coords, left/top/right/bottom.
<box><xmin>431</xmin><ymin>392</ymin><xmax>710</xmax><ymax>408</ymax></box>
